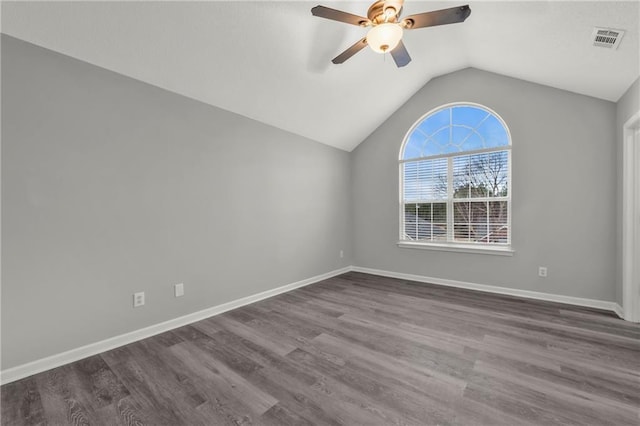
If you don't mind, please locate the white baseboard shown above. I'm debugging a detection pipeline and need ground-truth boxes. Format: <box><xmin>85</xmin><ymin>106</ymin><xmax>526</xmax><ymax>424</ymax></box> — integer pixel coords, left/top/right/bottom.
<box><xmin>1</xmin><ymin>265</ymin><xmax>625</xmax><ymax>385</ymax></box>
<box><xmin>0</xmin><ymin>266</ymin><xmax>351</xmax><ymax>385</ymax></box>
<box><xmin>351</xmin><ymin>266</ymin><xmax>623</xmax><ymax>316</ymax></box>
<box><xmin>613</xmin><ymin>303</ymin><xmax>625</xmax><ymax>320</ymax></box>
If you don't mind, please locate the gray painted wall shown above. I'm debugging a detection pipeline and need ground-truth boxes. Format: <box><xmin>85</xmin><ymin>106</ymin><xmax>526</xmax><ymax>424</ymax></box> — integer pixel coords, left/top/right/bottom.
<box><xmin>1</xmin><ymin>35</ymin><xmax>352</xmax><ymax>370</ymax></box>
<box><xmin>351</xmin><ymin>68</ymin><xmax>617</xmax><ymax>302</ymax></box>
<box><xmin>615</xmin><ymin>77</ymin><xmax>640</xmax><ymax>305</ymax></box>
<box><xmin>1</xmin><ymin>34</ymin><xmax>631</xmax><ymax>371</ymax></box>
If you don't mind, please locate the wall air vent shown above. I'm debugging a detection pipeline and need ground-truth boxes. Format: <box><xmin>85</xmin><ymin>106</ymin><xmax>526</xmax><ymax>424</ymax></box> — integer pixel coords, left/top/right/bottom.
<box><xmin>592</xmin><ymin>27</ymin><xmax>624</xmax><ymax>50</ymax></box>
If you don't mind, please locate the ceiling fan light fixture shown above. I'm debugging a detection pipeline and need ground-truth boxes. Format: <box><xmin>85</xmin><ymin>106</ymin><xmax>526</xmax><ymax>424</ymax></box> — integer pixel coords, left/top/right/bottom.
<box><xmin>367</xmin><ymin>23</ymin><xmax>403</xmax><ymax>53</ymax></box>
<box><xmin>311</xmin><ymin>2</ymin><xmax>471</xmax><ymax>66</ymax></box>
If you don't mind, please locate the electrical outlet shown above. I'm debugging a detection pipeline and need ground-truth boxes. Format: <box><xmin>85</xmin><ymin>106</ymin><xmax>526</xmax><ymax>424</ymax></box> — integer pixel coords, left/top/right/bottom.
<box><xmin>538</xmin><ymin>267</ymin><xmax>548</xmax><ymax>278</ymax></box>
<box><xmin>339</xmin><ymin>250</ymin><xmax>344</xmax><ymax>258</ymax></box>
<box><xmin>174</xmin><ymin>283</ymin><xmax>184</xmax><ymax>297</ymax></box>
<box><xmin>133</xmin><ymin>292</ymin><xmax>145</xmax><ymax>307</ymax></box>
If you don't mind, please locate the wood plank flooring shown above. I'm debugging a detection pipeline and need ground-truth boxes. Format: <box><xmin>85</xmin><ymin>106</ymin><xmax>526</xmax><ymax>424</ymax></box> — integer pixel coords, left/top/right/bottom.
<box><xmin>2</xmin><ymin>272</ymin><xmax>639</xmax><ymax>425</ymax></box>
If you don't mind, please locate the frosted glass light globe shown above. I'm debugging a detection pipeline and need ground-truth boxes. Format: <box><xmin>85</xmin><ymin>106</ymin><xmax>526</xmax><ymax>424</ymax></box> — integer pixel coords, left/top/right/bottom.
<box><xmin>367</xmin><ymin>23</ymin><xmax>403</xmax><ymax>53</ymax></box>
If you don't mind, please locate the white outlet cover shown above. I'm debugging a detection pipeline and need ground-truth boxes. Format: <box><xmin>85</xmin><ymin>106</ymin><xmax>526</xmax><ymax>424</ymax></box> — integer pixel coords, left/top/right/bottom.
<box><xmin>175</xmin><ymin>283</ymin><xmax>184</xmax><ymax>297</ymax></box>
<box><xmin>133</xmin><ymin>291</ymin><xmax>145</xmax><ymax>307</ymax></box>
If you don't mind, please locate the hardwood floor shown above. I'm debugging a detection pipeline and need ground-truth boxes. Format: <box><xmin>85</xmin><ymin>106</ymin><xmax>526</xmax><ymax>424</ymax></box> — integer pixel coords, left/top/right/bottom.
<box><xmin>2</xmin><ymin>272</ymin><xmax>639</xmax><ymax>425</ymax></box>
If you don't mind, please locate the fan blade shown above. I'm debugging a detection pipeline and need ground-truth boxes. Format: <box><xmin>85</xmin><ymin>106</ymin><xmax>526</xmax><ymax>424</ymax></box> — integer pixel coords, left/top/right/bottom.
<box><xmin>332</xmin><ymin>37</ymin><xmax>368</xmax><ymax>64</ymax></box>
<box><xmin>311</xmin><ymin>5</ymin><xmax>370</xmax><ymax>27</ymax></box>
<box><xmin>402</xmin><ymin>5</ymin><xmax>471</xmax><ymax>30</ymax></box>
<box><xmin>390</xmin><ymin>40</ymin><xmax>411</xmax><ymax>67</ymax></box>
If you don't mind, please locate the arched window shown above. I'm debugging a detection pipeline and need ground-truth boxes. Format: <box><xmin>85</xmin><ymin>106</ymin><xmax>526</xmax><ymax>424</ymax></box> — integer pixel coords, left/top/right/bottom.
<box><xmin>399</xmin><ymin>103</ymin><xmax>512</xmax><ymax>252</ymax></box>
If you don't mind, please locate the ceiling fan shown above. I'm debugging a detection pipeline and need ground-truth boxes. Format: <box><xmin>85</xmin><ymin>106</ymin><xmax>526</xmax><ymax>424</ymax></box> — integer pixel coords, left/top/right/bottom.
<box><xmin>311</xmin><ymin>0</ymin><xmax>471</xmax><ymax>67</ymax></box>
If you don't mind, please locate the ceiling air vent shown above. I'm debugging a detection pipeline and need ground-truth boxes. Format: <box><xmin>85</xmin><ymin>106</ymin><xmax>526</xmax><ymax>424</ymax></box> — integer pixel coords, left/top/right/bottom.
<box><xmin>592</xmin><ymin>27</ymin><xmax>624</xmax><ymax>50</ymax></box>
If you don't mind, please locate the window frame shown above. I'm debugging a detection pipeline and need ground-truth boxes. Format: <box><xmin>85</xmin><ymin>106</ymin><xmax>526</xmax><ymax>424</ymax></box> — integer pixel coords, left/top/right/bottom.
<box><xmin>398</xmin><ymin>102</ymin><xmax>514</xmax><ymax>256</ymax></box>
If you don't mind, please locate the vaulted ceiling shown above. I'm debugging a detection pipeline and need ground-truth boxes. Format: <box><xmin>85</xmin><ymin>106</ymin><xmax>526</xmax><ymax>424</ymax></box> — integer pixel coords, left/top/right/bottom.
<box><xmin>2</xmin><ymin>1</ymin><xmax>638</xmax><ymax>151</ymax></box>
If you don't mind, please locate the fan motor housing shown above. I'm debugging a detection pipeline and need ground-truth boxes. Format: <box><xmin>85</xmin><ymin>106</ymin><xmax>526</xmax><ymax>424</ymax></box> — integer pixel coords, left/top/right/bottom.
<box><xmin>367</xmin><ymin>0</ymin><xmax>403</xmax><ymax>24</ymax></box>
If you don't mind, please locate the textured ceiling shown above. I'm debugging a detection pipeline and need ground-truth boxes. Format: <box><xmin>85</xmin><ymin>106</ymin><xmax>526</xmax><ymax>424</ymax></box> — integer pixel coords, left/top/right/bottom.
<box><xmin>2</xmin><ymin>1</ymin><xmax>639</xmax><ymax>151</ymax></box>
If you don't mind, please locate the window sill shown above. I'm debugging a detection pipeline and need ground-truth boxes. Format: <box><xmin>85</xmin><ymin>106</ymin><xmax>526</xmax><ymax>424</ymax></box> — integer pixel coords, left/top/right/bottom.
<box><xmin>397</xmin><ymin>241</ymin><xmax>515</xmax><ymax>256</ymax></box>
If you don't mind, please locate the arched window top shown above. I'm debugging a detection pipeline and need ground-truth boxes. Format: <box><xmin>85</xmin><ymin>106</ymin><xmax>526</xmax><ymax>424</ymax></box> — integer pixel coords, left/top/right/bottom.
<box><xmin>401</xmin><ymin>103</ymin><xmax>510</xmax><ymax>161</ymax></box>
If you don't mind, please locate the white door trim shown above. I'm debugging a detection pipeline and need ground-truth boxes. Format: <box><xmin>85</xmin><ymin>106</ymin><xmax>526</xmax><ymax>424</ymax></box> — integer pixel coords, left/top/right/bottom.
<box><xmin>622</xmin><ymin>110</ymin><xmax>640</xmax><ymax>322</ymax></box>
